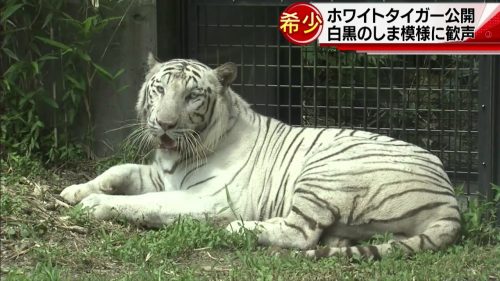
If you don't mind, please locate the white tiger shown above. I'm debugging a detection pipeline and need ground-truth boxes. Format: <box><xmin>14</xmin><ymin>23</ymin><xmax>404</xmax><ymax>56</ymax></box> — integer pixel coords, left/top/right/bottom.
<box><xmin>61</xmin><ymin>54</ymin><xmax>461</xmax><ymax>259</ymax></box>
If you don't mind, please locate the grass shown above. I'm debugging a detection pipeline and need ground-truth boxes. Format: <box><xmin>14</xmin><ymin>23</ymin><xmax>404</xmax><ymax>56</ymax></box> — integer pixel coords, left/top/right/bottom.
<box><xmin>1</xmin><ymin>158</ymin><xmax>499</xmax><ymax>280</ymax></box>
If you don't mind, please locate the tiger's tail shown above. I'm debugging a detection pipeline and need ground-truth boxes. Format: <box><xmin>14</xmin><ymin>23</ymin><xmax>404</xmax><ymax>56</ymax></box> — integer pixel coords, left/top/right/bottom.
<box><xmin>306</xmin><ymin>217</ymin><xmax>461</xmax><ymax>259</ymax></box>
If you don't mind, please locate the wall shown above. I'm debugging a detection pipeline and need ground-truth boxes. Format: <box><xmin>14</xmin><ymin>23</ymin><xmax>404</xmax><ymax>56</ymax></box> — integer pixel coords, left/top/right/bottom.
<box><xmin>90</xmin><ymin>0</ymin><xmax>156</xmax><ymax>156</ymax></box>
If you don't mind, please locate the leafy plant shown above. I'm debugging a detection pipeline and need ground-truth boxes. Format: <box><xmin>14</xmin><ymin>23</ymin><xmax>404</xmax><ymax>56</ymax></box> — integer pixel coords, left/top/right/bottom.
<box><xmin>1</xmin><ymin>0</ymin><xmax>125</xmax><ymax>164</ymax></box>
<box><xmin>65</xmin><ymin>204</ymin><xmax>93</xmax><ymax>227</ymax></box>
<box><xmin>460</xmin><ymin>184</ymin><xmax>500</xmax><ymax>245</ymax></box>
<box><xmin>0</xmin><ymin>190</ymin><xmax>23</xmax><ymax>216</ymax></box>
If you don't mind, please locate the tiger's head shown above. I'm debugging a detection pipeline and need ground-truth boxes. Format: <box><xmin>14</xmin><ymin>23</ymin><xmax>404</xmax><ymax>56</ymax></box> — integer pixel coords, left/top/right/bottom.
<box><xmin>136</xmin><ymin>54</ymin><xmax>237</xmax><ymax>154</ymax></box>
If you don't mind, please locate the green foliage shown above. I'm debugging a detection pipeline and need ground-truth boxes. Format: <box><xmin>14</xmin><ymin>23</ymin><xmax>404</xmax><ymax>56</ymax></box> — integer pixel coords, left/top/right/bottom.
<box><xmin>3</xmin><ymin>261</ymin><xmax>67</xmax><ymax>281</ymax></box>
<box><xmin>65</xmin><ymin>204</ymin><xmax>93</xmax><ymax>227</ymax></box>
<box><xmin>1</xmin><ymin>0</ymin><xmax>125</xmax><ymax>163</ymax></box>
<box><xmin>460</xmin><ymin>184</ymin><xmax>500</xmax><ymax>245</ymax></box>
<box><xmin>0</xmin><ymin>152</ymin><xmax>43</xmax><ymax>187</ymax></box>
<box><xmin>0</xmin><ymin>190</ymin><xmax>23</xmax><ymax>217</ymax></box>
<box><xmin>95</xmin><ymin>217</ymin><xmax>258</xmax><ymax>264</ymax></box>
<box><xmin>2</xmin><ymin>158</ymin><xmax>499</xmax><ymax>280</ymax></box>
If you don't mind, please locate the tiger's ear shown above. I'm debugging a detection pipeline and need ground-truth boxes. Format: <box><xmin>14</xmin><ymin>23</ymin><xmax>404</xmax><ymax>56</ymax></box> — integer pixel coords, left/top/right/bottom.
<box><xmin>215</xmin><ymin>62</ymin><xmax>237</xmax><ymax>87</ymax></box>
<box><xmin>147</xmin><ymin>52</ymin><xmax>160</xmax><ymax>70</ymax></box>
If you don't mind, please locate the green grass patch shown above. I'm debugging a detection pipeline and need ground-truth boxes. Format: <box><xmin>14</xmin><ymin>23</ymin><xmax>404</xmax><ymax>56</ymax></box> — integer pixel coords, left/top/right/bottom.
<box><xmin>1</xmin><ymin>159</ymin><xmax>499</xmax><ymax>280</ymax></box>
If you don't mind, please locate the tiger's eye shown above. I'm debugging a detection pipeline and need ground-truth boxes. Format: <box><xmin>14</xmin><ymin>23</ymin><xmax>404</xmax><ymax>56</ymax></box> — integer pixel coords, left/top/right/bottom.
<box><xmin>156</xmin><ymin>86</ymin><xmax>164</xmax><ymax>94</ymax></box>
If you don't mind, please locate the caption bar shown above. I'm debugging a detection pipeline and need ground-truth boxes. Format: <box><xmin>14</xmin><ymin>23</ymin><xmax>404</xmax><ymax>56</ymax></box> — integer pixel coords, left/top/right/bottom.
<box><xmin>279</xmin><ymin>2</ymin><xmax>500</xmax><ymax>54</ymax></box>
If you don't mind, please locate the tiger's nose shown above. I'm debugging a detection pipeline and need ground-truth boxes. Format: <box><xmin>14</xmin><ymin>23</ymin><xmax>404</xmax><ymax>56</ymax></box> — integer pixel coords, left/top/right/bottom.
<box><xmin>157</xmin><ymin>119</ymin><xmax>177</xmax><ymax>131</ymax></box>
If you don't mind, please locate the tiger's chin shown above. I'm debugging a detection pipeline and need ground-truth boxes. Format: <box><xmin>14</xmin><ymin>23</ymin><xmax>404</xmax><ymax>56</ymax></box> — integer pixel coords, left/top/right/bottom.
<box><xmin>159</xmin><ymin>134</ymin><xmax>177</xmax><ymax>150</ymax></box>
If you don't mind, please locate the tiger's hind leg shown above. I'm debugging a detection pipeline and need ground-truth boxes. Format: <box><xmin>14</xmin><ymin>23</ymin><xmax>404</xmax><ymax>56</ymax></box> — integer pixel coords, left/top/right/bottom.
<box><xmin>226</xmin><ymin>190</ymin><xmax>340</xmax><ymax>250</ymax></box>
<box><xmin>306</xmin><ymin>216</ymin><xmax>461</xmax><ymax>259</ymax></box>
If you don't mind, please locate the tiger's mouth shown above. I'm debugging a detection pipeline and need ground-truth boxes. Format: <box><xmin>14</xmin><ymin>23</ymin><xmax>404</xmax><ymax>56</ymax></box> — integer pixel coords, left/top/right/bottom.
<box><xmin>159</xmin><ymin>134</ymin><xmax>177</xmax><ymax>150</ymax></box>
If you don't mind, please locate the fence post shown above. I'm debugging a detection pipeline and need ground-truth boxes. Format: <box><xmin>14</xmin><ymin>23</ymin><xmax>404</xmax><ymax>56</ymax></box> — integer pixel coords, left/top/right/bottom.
<box><xmin>478</xmin><ymin>56</ymin><xmax>500</xmax><ymax>223</ymax></box>
<box><xmin>157</xmin><ymin>0</ymin><xmax>188</xmax><ymax>59</ymax></box>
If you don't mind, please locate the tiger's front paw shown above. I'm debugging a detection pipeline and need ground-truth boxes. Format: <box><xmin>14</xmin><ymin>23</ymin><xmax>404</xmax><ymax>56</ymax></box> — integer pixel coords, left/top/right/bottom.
<box><xmin>60</xmin><ymin>183</ymin><xmax>100</xmax><ymax>205</ymax></box>
<box><xmin>79</xmin><ymin>194</ymin><xmax>118</xmax><ymax>220</ymax></box>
